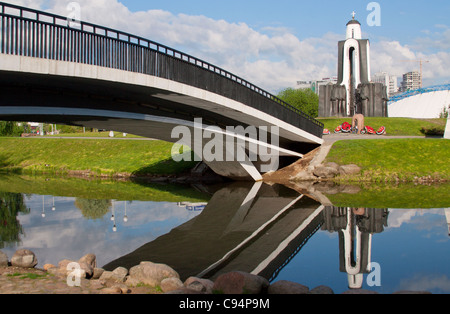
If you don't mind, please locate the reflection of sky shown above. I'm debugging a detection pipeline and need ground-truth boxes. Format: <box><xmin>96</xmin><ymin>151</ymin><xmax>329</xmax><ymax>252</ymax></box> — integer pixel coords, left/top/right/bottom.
<box><xmin>275</xmin><ymin>208</ymin><xmax>450</xmax><ymax>294</ymax></box>
<box><xmin>2</xmin><ymin>194</ymin><xmax>202</xmax><ymax>268</ymax></box>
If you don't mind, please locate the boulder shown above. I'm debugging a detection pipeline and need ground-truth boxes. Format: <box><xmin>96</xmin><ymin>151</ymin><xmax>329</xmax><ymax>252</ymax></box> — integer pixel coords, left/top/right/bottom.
<box><xmin>128</xmin><ymin>261</ymin><xmax>180</xmax><ymax>287</ymax></box>
<box><xmin>161</xmin><ymin>277</ymin><xmax>184</xmax><ymax>293</ymax></box>
<box><xmin>184</xmin><ymin>277</ymin><xmax>214</xmax><ymax>294</ymax></box>
<box><xmin>213</xmin><ymin>271</ymin><xmax>269</xmax><ymax>294</ymax></box>
<box><xmin>99</xmin><ymin>267</ymin><xmax>128</xmax><ymax>283</ymax></box>
<box><xmin>309</xmin><ymin>285</ymin><xmax>334</xmax><ymax>294</ymax></box>
<box><xmin>339</xmin><ymin>164</ymin><xmax>362</xmax><ymax>176</ymax></box>
<box><xmin>0</xmin><ymin>250</ymin><xmax>8</xmax><ymax>267</ymax></box>
<box><xmin>268</xmin><ymin>280</ymin><xmax>309</xmax><ymax>294</ymax></box>
<box><xmin>10</xmin><ymin>249</ymin><xmax>38</xmax><ymax>268</ymax></box>
<box><xmin>78</xmin><ymin>253</ymin><xmax>97</xmax><ymax>269</ymax></box>
<box><xmin>342</xmin><ymin>289</ymin><xmax>379</xmax><ymax>294</ymax></box>
<box><xmin>313</xmin><ymin>166</ymin><xmax>338</xmax><ymax>179</ymax></box>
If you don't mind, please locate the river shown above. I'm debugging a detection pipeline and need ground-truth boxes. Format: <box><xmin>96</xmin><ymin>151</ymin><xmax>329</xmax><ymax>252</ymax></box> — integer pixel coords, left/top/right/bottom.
<box><xmin>0</xmin><ymin>174</ymin><xmax>449</xmax><ymax>294</ymax></box>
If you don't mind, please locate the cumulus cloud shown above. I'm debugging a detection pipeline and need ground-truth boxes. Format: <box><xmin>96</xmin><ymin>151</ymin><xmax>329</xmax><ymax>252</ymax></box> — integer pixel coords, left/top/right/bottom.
<box><xmin>5</xmin><ymin>0</ymin><xmax>450</xmax><ymax>91</ymax></box>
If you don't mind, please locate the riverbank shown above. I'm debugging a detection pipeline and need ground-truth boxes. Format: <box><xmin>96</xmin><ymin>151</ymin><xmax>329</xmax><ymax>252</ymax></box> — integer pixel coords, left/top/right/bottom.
<box><xmin>0</xmin><ymin>133</ymin><xmax>448</xmax><ymax>183</ymax></box>
<box><xmin>0</xmin><ymin>250</ymin><xmax>431</xmax><ymax>295</ymax></box>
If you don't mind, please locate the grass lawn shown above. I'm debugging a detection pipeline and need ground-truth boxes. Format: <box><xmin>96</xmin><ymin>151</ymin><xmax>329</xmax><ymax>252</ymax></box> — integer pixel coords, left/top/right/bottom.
<box><xmin>325</xmin><ymin>183</ymin><xmax>450</xmax><ymax>209</ymax></box>
<box><xmin>318</xmin><ymin>117</ymin><xmax>446</xmax><ymax>136</ymax></box>
<box><xmin>0</xmin><ymin>138</ymin><xmax>197</xmax><ymax>177</ymax></box>
<box><xmin>326</xmin><ymin>138</ymin><xmax>450</xmax><ymax>181</ymax></box>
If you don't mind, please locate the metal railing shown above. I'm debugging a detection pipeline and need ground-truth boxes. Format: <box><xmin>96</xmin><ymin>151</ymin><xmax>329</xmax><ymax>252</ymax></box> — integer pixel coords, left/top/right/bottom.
<box><xmin>0</xmin><ymin>2</ymin><xmax>323</xmax><ymax>138</ymax></box>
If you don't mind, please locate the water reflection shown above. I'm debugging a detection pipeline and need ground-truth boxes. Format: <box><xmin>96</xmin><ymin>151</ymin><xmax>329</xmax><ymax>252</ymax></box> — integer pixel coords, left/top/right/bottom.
<box><xmin>322</xmin><ymin>207</ymin><xmax>389</xmax><ymax>289</ymax></box>
<box><xmin>0</xmin><ymin>175</ymin><xmax>449</xmax><ymax>293</ymax></box>
<box><xmin>104</xmin><ymin>182</ymin><xmax>325</xmax><ymax>282</ymax></box>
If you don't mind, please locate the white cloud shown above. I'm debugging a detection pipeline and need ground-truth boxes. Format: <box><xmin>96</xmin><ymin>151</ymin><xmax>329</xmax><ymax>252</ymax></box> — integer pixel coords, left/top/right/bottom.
<box><xmin>5</xmin><ymin>0</ymin><xmax>450</xmax><ymax>91</ymax></box>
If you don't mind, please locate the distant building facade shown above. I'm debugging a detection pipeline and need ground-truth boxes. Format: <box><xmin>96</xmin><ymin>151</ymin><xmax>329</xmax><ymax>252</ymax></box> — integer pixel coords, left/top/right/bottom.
<box><xmin>296</xmin><ymin>77</ymin><xmax>338</xmax><ymax>96</ymax></box>
<box><xmin>372</xmin><ymin>72</ymin><xmax>399</xmax><ymax>97</ymax></box>
<box><xmin>401</xmin><ymin>71</ymin><xmax>421</xmax><ymax>92</ymax></box>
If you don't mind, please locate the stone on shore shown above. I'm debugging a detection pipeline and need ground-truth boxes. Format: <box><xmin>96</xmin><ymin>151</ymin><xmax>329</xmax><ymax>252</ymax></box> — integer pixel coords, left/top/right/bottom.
<box><xmin>309</xmin><ymin>285</ymin><xmax>334</xmax><ymax>294</ymax></box>
<box><xmin>267</xmin><ymin>280</ymin><xmax>309</xmax><ymax>294</ymax></box>
<box><xmin>128</xmin><ymin>261</ymin><xmax>180</xmax><ymax>287</ymax></box>
<box><xmin>338</xmin><ymin>164</ymin><xmax>362</xmax><ymax>176</ymax></box>
<box><xmin>184</xmin><ymin>277</ymin><xmax>214</xmax><ymax>294</ymax></box>
<box><xmin>213</xmin><ymin>271</ymin><xmax>269</xmax><ymax>294</ymax></box>
<box><xmin>99</xmin><ymin>267</ymin><xmax>128</xmax><ymax>283</ymax></box>
<box><xmin>342</xmin><ymin>289</ymin><xmax>379</xmax><ymax>294</ymax></box>
<box><xmin>161</xmin><ymin>277</ymin><xmax>184</xmax><ymax>293</ymax></box>
<box><xmin>0</xmin><ymin>251</ymin><xmax>8</xmax><ymax>267</ymax></box>
<box><xmin>10</xmin><ymin>249</ymin><xmax>38</xmax><ymax>268</ymax></box>
<box><xmin>78</xmin><ymin>253</ymin><xmax>97</xmax><ymax>269</ymax></box>
<box><xmin>313</xmin><ymin>166</ymin><xmax>338</xmax><ymax>179</ymax></box>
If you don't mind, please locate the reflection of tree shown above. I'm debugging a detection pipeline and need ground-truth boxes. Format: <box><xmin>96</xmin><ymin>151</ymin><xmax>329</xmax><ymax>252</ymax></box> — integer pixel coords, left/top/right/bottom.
<box><xmin>74</xmin><ymin>198</ymin><xmax>111</xmax><ymax>220</ymax></box>
<box><xmin>0</xmin><ymin>192</ymin><xmax>30</xmax><ymax>249</ymax></box>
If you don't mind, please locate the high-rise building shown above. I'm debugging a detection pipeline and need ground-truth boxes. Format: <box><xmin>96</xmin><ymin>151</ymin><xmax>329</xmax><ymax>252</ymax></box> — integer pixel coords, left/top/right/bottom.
<box><xmin>401</xmin><ymin>71</ymin><xmax>421</xmax><ymax>91</ymax></box>
<box><xmin>372</xmin><ymin>72</ymin><xmax>398</xmax><ymax>97</ymax></box>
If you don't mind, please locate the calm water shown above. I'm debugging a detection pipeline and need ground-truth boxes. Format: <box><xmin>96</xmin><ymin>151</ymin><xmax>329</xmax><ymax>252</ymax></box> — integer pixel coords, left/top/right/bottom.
<box><xmin>0</xmin><ymin>175</ymin><xmax>449</xmax><ymax>294</ymax></box>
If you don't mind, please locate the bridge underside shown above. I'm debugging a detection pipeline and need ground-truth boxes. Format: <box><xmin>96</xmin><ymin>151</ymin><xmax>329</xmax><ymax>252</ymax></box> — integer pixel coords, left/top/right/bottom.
<box><xmin>0</xmin><ymin>56</ymin><xmax>323</xmax><ymax>181</ymax></box>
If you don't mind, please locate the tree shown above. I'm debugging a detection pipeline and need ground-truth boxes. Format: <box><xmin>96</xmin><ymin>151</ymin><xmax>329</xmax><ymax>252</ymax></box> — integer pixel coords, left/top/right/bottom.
<box><xmin>0</xmin><ymin>121</ymin><xmax>24</xmax><ymax>137</ymax></box>
<box><xmin>276</xmin><ymin>88</ymin><xmax>319</xmax><ymax>118</ymax></box>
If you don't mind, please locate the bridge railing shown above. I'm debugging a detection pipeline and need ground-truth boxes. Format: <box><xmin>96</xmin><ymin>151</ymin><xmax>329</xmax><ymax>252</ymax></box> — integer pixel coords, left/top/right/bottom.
<box><xmin>0</xmin><ymin>2</ymin><xmax>323</xmax><ymax>138</ymax></box>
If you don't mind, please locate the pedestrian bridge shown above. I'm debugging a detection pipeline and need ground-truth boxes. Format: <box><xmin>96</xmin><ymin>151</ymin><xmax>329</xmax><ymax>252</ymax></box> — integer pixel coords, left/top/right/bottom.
<box><xmin>0</xmin><ymin>2</ymin><xmax>323</xmax><ymax>181</ymax></box>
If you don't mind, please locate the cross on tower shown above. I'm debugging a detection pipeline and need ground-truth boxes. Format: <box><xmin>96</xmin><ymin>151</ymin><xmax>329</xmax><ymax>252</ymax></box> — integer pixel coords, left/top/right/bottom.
<box><xmin>352</xmin><ymin>11</ymin><xmax>356</xmax><ymax>20</ymax></box>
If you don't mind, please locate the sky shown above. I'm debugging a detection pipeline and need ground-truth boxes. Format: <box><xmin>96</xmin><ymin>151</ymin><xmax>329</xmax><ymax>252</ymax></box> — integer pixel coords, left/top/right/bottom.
<box><xmin>7</xmin><ymin>0</ymin><xmax>450</xmax><ymax>93</ymax></box>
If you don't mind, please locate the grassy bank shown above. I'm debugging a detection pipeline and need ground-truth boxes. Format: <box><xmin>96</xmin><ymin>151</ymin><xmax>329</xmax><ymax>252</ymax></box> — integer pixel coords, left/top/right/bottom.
<box><xmin>318</xmin><ymin>117</ymin><xmax>446</xmax><ymax>136</ymax></box>
<box><xmin>325</xmin><ymin>183</ymin><xmax>450</xmax><ymax>209</ymax></box>
<box><xmin>326</xmin><ymin>138</ymin><xmax>450</xmax><ymax>182</ymax></box>
<box><xmin>0</xmin><ymin>174</ymin><xmax>210</xmax><ymax>202</ymax></box>
<box><xmin>0</xmin><ymin>138</ymin><xmax>196</xmax><ymax>177</ymax></box>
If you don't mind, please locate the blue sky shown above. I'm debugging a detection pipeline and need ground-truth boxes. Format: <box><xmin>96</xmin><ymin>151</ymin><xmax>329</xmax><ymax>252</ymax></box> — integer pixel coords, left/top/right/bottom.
<box><xmin>10</xmin><ymin>0</ymin><xmax>450</xmax><ymax>92</ymax></box>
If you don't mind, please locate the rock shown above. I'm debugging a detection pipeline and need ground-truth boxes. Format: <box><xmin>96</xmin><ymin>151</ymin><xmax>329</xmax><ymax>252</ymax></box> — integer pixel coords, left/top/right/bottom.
<box><xmin>268</xmin><ymin>280</ymin><xmax>309</xmax><ymax>294</ymax></box>
<box><xmin>100</xmin><ymin>286</ymin><xmax>123</xmax><ymax>294</ymax></box>
<box><xmin>184</xmin><ymin>277</ymin><xmax>214</xmax><ymax>294</ymax></box>
<box><xmin>78</xmin><ymin>253</ymin><xmax>97</xmax><ymax>269</ymax></box>
<box><xmin>78</xmin><ymin>262</ymin><xmax>94</xmax><ymax>278</ymax></box>
<box><xmin>0</xmin><ymin>251</ymin><xmax>8</xmax><ymax>267</ymax></box>
<box><xmin>213</xmin><ymin>271</ymin><xmax>269</xmax><ymax>294</ymax></box>
<box><xmin>392</xmin><ymin>290</ymin><xmax>432</xmax><ymax>294</ymax></box>
<box><xmin>161</xmin><ymin>277</ymin><xmax>184</xmax><ymax>293</ymax></box>
<box><xmin>292</xmin><ymin>171</ymin><xmax>318</xmax><ymax>182</ymax></box>
<box><xmin>165</xmin><ymin>287</ymin><xmax>205</xmax><ymax>294</ymax></box>
<box><xmin>324</xmin><ymin>162</ymin><xmax>340</xmax><ymax>171</ymax></box>
<box><xmin>43</xmin><ymin>264</ymin><xmax>56</xmax><ymax>271</ymax></box>
<box><xmin>313</xmin><ymin>166</ymin><xmax>338</xmax><ymax>179</ymax></box>
<box><xmin>112</xmin><ymin>267</ymin><xmax>128</xmax><ymax>282</ymax></box>
<box><xmin>309</xmin><ymin>285</ymin><xmax>334</xmax><ymax>294</ymax></box>
<box><xmin>92</xmin><ymin>268</ymin><xmax>105</xmax><ymax>279</ymax></box>
<box><xmin>128</xmin><ymin>261</ymin><xmax>180</xmax><ymax>287</ymax></box>
<box><xmin>99</xmin><ymin>267</ymin><xmax>128</xmax><ymax>283</ymax></box>
<box><xmin>10</xmin><ymin>249</ymin><xmax>38</xmax><ymax>268</ymax></box>
<box><xmin>339</xmin><ymin>164</ymin><xmax>362</xmax><ymax>176</ymax></box>
<box><xmin>342</xmin><ymin>289</ymin><xmax>379</xmax><ymax>294</ymax></box>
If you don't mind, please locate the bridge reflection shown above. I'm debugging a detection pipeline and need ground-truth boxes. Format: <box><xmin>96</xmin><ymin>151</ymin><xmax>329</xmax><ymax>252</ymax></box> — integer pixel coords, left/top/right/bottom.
<box><xmin>104</xmin><ymin>182</ymin><xmax>389</xmax><ymax>288</ymax></box>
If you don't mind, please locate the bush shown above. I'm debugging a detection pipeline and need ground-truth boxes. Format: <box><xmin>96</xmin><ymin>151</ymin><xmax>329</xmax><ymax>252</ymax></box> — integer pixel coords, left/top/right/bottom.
<box><xmin>277</xmin><ymin>88</ymin><xmax>319</xmax><ymax>117</ymax></box>
<box><xmin>0</xmin><ymin>121</ymin><xmax>24</xmax><ymax>137</ymax></box>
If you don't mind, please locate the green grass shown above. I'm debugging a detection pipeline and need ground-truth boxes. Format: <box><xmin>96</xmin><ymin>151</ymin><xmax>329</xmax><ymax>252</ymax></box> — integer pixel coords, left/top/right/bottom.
<box><xmin>318</xmin><ymin>117</ymin><xmax>446</xmax><ymax>136</ymax></box>
<box><xmin>0</xmin><ymin>138</ymin><xmax>197</xmax><ymax>177</ymax></box>
<box><xmin>325</xmin><ymin>183</ymin><xmax>450</xmax><ymax>209</ymax></box>
<box><xmin>0</xmin><ymin>174</ymin><xmax>210</xmax><ymax>202</ymax></box>
<box><xmin>326</xmin><ymin>138</ymin><xmax>450</xmax><ymax>182</ymax></box>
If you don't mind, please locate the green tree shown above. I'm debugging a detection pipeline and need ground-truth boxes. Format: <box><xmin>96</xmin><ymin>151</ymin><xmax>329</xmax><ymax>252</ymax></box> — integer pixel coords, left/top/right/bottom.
<box><xmin>0</xmin><ymin>121</ymin><xmax>24</xmax><ymax>137</ymax></box>
<box><xmin>277</xmin><ymin>88</ymin><xmax>319</xmax><ymax>118</ymax></box>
